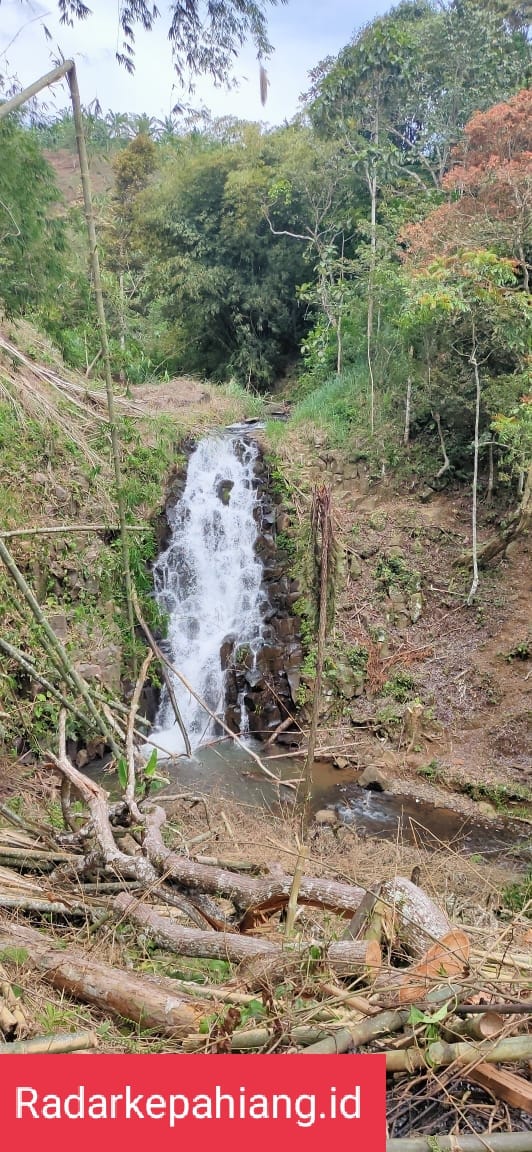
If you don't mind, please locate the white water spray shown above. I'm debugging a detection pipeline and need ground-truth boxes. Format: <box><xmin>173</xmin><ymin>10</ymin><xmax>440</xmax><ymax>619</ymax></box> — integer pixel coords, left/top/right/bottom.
<box><xmin>150</xmin><ymin>434</ymin><xmax>265</xmax><ymax>757</ymax></box>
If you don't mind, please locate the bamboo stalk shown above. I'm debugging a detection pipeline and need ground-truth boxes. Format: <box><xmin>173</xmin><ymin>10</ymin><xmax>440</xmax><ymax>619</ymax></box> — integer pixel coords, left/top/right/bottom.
<box><xmin>0</xmin><ymin>524</ymin><xmax>148</xmax><ymax>539</ymax></box>
<box><xmin>386</xmin><ymin>1137</ymin><xmax>532</xmax><ymax>1152</ymax></box>
<box><xmin>384</xmin><ymin>1034</ymin><xmax>532</xmax><ymax>1072</ymax></box>
<box><xmin>67</xmin><ymin>65</ymin><xmax>137</xmax><ymax>672</ymax></box>
<box><xmin>0</xmin><ymin>1030</ymin><xmax>99</xmax><ymax>1055</ymax></box>
<box><xmin>301</xmin><ymin>1008</ymin><xmax>409</xmax><ymax>1055</ymax></box>
<box><xmin>132</xmin><ymin>591</ymin><xmax>192</xmax><ymax>757</ymax></box>
<box><xmin>0</xmin><ymin>537</ymin><xmax>120</xmax><ymax>754</ymax></box>
<box><xmin>125</xmin><ymin>651</ymin><xmax>153</xmax><ymax>817</ymax></box>
<box><xmin>285</xmin><ymin>844</ymin><xmax>309</xmax><ymax>936</ymax></box>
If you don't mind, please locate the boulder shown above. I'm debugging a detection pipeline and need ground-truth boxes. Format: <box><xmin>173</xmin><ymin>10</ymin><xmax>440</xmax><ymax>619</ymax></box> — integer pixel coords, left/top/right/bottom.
<box><xmin>358</xmin><ymin>765</ymin><xmax>390</xmax><ymax>792</ymax></box>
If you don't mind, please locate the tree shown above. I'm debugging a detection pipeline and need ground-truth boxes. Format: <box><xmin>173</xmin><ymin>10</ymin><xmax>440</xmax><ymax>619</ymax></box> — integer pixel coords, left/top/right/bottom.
<box><xmin>402</xmin><ymin>252</ymin><xmax>530</xmax><ymax>593</ymax></box>
<box><xmin>404</xmin><ymin>89</ymin><xmax>532</xmax><ymax>288</ymax></box>
<box><xmin>0</xmin><ymin>117</ymin><xmax>65</xmax><ymax>314</ymax></box>
<box><xmin>136</xmin><ymin>123</ymin><xmax>308</xmax><ymax>387</ymax></box>
<box><xmin>24</xmin><ymin>1</ymin><xmax>285</xmax><ymax>84</ymax></box>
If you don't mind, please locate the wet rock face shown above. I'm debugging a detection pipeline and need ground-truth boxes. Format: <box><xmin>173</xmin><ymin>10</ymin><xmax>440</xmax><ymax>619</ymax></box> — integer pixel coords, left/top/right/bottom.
<box><xmin>221</xmin><ymin>446</ymin><xmax>303</xmax><ymax>743</ymax></box>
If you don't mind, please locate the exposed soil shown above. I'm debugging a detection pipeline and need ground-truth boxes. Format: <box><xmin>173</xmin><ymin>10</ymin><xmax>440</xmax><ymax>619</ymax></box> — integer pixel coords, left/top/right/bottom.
<box><xmin>272</xmin><ymin>429</ymin><xmax>531</xmax><ymax>823</ymax></box>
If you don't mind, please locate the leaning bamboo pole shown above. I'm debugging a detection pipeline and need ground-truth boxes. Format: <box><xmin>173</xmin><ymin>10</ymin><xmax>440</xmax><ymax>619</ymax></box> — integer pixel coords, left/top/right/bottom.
<box><xmin>0</xmin><ymin>62</ymin><xmax>137</xmax><ymax>672</ymax></box>
<box><xmin>0</xmin><ymin>538</ymin><xmax>120</xmax><ymax>754</ymax></box>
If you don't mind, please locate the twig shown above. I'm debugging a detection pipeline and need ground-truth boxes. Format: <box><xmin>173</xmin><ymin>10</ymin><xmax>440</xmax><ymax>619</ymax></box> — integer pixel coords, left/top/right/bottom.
<box><xmin>285</xmin><ymin>844</ymin><xmax>309</xmax><ymax>937</ymax></box>
<box><xmin>125</xmin><ymin>651</ymin><xmax>153</xmax><ymax>819</ymax></box>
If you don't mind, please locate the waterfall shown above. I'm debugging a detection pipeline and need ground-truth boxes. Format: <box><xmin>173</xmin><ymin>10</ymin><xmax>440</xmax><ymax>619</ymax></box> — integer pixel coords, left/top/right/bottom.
<box><xmin>150</xmin><ymin>433</ymin><xmax>265</xmax><ymax>757</ymax></box>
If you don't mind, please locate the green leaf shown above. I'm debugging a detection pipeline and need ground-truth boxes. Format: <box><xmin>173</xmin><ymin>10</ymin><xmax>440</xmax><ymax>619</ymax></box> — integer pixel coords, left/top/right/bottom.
<box><xmin>143</xmin><ymin>748</ymin><xmax>159</xmax><ymax>778</ymax></box>
<box><xmin>116</xmin><ymin>756</ymin><xmax>128</xmax><ymax>790</ymax></box>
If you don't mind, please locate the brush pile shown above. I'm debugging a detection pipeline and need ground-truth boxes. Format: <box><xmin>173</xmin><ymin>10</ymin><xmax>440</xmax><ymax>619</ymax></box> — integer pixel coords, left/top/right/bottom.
<box><xmin>0</xmin><ymin>734</ymin><xmax>530</xmax><ymax>1147</ymax></box>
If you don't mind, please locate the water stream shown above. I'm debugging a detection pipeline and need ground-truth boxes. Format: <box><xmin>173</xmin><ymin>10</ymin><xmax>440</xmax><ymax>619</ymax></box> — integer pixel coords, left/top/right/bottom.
<box><xmin>140</xmin><ymin>432</ymin><xmax>529</xmax><ymax>861</ymax></box>
<box><xmin>150</xmin><ymin>432</ymin><xmax>265</xmax><ymax>757</ymax></box>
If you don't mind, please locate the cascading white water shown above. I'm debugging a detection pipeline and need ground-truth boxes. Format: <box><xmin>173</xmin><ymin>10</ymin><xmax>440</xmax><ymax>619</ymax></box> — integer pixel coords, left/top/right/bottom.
<box><xmin>150</xmin><ymin>433</ymin><xmax>265</xmax><ymax>757</ymax></box>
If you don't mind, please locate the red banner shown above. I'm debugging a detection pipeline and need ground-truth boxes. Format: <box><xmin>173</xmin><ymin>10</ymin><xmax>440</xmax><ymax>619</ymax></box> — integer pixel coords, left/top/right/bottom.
<box><xmin>1</xmin><ymin>1053</ymin><xmax>386</xmax><ymax>1151</ymax></box>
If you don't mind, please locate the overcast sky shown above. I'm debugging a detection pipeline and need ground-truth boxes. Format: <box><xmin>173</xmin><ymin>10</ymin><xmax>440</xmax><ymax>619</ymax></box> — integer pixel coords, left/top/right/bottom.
<box><xmin>1</xmin><ymin>0</ymin><xmax>391</xmax><ymax>125</ymax></box>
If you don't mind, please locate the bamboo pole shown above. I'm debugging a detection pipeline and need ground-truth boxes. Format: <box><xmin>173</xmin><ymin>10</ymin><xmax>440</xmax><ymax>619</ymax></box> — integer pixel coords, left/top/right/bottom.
<box><xmin>386</xmin><ymin>1137</ymin><xmax>532</xmax><ymax>1152</ymax></box>
<box><xmin>132</xmin><ymin>591</ymin><xmax>192</xmax><ymax>757</ymax></box>
<box><xmin>0</xmin><ymin>537</ymin><xmax>120</xmax><ymax>755</ymax></box>
<box><xmin>384</xmin><ymin>1034</ymin><xmax>532</xmax><ymax>1072</ymax></box>
<box><xmin>301</xmin><ymin>485</ymin><xmax>332</xmax><ymax>837</ymax></box>
<box><xmin>133</xmin><ymin>593</ymin><xmax>282</xmax><ymax>782</ymax></box>
<box><xmin>0</xmin><ymin>62</ymin><xmax>73</xmax><ymax>119</ymax></box>
<box><xmin>0</xmin><ymin>1030</ymin><xmax>99</xmax><ymax>1055</ymax></box>
<box><xmin>0</xmin><ymin>636</ymin><xmax>89</xmax><ymax>727</ymax></box>
<box><xmin>67</xmin><ymin>65</ymin><xmax>137</xmax><ymax>671</ymax></box>
<box><xmin>0</xmin><ymin>524</ymin><xmax>148</xmax><ymax>539</ymax></box>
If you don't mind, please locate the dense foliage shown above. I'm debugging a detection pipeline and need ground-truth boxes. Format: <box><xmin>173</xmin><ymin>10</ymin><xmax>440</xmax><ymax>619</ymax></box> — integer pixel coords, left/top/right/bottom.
<box><xmin>0</xmin><ymin>0</ymin><xmax>530</xmax><ymax>484</ymax></box>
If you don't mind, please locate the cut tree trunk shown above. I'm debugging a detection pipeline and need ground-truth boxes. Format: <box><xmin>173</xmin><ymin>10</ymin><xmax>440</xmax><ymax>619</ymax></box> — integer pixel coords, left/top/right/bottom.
<box><xmin>379</xmin><ymin>877</ymin><xmax>452</xmax><ymax>959</ymax></box>
<box><xmin>114</xmin><ymin>894</ymin><xmax>381</xmax><ymax>988</ymax></box>
<box><xmin>0</xmin><ymin>916</ymin><xmax>200</xmax><ymax>1038</ymax></box>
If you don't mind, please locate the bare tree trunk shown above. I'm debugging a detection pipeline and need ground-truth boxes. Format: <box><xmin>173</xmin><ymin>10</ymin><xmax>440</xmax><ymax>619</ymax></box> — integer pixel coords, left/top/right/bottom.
<box><xmin>404</xmin><ymin>377</ymin><xmax>412</xmax><ymax>446</ymax></box>
<box><xmin>468</xmin><ymin>332</ymin><xmax>481</xmax><ymax>604</ymax></box>
<box><xmin>432</xmin><ymin>411</ymin><xmax>450</xmax><ymax>478</ymax></box>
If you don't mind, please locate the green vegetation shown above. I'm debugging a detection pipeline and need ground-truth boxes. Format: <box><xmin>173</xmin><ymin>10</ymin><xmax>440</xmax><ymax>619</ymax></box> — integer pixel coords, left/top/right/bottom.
<box><xmin>501</xmin><ymin>871</ymin><xmax>532</xmax><ymax>917</ymax></box>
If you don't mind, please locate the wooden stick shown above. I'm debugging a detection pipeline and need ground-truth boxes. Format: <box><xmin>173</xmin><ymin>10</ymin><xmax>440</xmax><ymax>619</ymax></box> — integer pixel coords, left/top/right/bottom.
<box><xmin>285</xmin><ymin>844</ymin><xmax>309</xmax><ymax>937</ymax></box>
<box><xmin>125</xmin><ymin>651</ymin><xmax>153</xmax><ymax>817</ymax></box>
<box><xmin>466</xmin><ymin>1063</ymin><xmax>532</xmax><ymax>1115</ymax></box>
<box><xmin>0</xmin><ymin>1030</ymin><xmax>99</xmax><ymax>1055</ymax></box>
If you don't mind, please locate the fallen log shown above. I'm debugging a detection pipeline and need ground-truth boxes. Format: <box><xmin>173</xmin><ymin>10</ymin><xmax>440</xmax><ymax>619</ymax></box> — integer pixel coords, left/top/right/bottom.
<box><xmin>379</xmin><ymin>877</ymin><xmax>452</xmax><ymax>959</ymax></box>
<box><xmin>0</xmin><ymin>916</ymin><xmax>200</xmax><ymax>1038</ymax></box>
<box><xmin>143</xmin><ymin>806</ymin><xmax>365</xmax><ymax>920</ymax></box>
<box><xmin>113</xmin><ymin>893</ymin><xmax>381</xmax><ymax>986</ymax></box>
<box><xmin>387</xmin><ymin>1137</ymin><xmax>532</xmax><ymax>1152</ymax></box>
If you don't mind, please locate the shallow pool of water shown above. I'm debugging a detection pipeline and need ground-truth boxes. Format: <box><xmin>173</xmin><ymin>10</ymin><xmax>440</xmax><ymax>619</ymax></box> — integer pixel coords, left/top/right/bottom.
<box><xmin>93</xmin><ymin>740</ymin><xmax>529</xmax><ymax>860</ymax></box>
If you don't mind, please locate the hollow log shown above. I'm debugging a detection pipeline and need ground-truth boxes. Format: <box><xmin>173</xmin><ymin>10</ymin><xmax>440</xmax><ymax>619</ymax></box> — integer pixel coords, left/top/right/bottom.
<box><xmin>379</xmin><ymin>877</ymin><xmax>452</xmax><ymax>959</ymax></box>
<box><xmin>113</xmin><ymin>894</ymin><xmax>381</xmax><ymax>988</ymax></box>
<box><xmin>0</xmin><ymin>916</ymin><xmax>200</xmax><ymax>1038</ymax></box>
